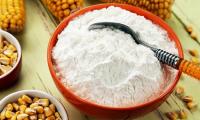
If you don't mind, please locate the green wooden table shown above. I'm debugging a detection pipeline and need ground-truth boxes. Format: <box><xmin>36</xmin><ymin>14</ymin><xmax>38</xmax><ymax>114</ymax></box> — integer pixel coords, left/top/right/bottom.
<box><xmin>0</xmin><ymin>0</ymin><xmax>200</xmax><ymax>119</ymax></box>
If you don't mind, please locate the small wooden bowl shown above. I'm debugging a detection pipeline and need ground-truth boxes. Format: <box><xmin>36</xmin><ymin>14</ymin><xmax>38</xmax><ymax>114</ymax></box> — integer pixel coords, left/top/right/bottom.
<box><xmin>0</xmin><ymin>30</ymin><xmax>22</xmax><ymax>89</ymax></box>
<box><xmin>47</xmin><ymin>3</ymin><xmax>184</xmax><ymax>119</ymax></box>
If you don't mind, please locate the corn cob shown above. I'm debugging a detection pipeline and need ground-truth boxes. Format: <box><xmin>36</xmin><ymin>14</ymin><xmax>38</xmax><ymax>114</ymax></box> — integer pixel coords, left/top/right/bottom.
<box><xmin>42</xmin><ymin>0</ymin><xmax>84</xmax><ymax>21</ymax></box>
<box><xmin>0</xmin><ymin>0</ymin><xmax>25</xmax><ymax>33</ymax></box>
<box><xmin>100</xmin><ymin>0</ymin><xmax>174</xmax><ymax>19</ymax></box>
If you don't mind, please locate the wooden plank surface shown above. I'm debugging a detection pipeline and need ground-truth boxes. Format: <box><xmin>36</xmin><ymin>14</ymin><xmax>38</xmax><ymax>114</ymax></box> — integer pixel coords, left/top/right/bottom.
<box><xmin>0</xmin><ymin>0</ymin><xmax>200</xmax><ymax>120</ymax></box>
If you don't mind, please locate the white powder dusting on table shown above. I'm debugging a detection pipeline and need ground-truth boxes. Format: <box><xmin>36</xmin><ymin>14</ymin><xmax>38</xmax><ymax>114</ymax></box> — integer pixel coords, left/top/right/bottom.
<box><xmin>52</xmin><ymin>6</ymin><xmax>178</xmax><ymax>107</ymax></box>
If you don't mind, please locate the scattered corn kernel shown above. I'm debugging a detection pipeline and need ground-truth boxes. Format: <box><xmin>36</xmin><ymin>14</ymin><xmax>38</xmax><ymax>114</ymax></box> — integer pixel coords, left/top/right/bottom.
<box><xmin>165</xmin><ymin>112</ymin><xmax>178</xmax><ymax>120</ymax></box>
<box><xmin>182</xmin><ymin>96</ymin><xmax>193</xmax><ymax>103</ymax></box>
<box><xmin>0</xmin><ymin>0</ymin><xmax>25</xmax><ymax>33</ymax></box>
<box><xmin>188</xmin><ymin>49</ymin><xmax>199</xmax><ymax>57</ymax></box>
<box><xmin>175</xmin><ymin>86</ymin><xmax>184</xmax><ymax>97</ymax></box>
<box><xmin>190</xmin><ymin>31</ymin><xmax>198</xmax><ymax>40</ymax></box>
<box><xmin>178</xmin><ymin>110</ymin><xmax>187</xmax><ymax>119</ymax></box>
<box><xmin>187</xmin><ymin>102</ymin><xmax>197</xmax><ymax>110</ymax></box>
<box><xmin>186</xmin><ymin>25</ymin><xmax>193</xmax><ymax>33</ymax></box>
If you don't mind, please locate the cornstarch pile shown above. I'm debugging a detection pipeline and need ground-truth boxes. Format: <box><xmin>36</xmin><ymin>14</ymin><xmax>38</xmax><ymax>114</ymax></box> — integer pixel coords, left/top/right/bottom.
<box><xmin>52</xmin><ymin>6</ymin><xmax>178</xmax><ymax>107</ymax></box>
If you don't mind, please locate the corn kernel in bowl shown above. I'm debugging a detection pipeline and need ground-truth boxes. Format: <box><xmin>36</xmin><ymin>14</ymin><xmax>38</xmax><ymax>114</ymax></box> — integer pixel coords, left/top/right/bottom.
<box><xmin>0</xmin><ymin>35</ymin><xmax>18</xmax><ymax>76</ymax></box>
<box><xmin>0</xmin><ymin>94</ymin><xmax>62</xmax><ymax>120</ymax></box>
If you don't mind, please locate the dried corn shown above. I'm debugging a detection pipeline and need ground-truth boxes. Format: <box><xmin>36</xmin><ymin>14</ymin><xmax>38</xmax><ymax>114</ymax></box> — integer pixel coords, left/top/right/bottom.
<box><xmin>0</xmin><ymin>95</ymin><xmax>62</xmax><ymax>120</ymax></box>
<box><xmin>178</xmin><ymin>110</ymin><xmax>187</xmax><ymax>119</ymax></box>
<box><xmin>0</xmin><ymin>0</ymin><xmax>25</xmax><ymax>33</ymax></box>
<box><xmin>44</xmin><ymin>107</ymin><xmax>53</xmax><ymax>117</ymax></box>
<box><xmin>0</xmin><ymin>35</ymin><xmax>18</xmax><ymax>75</ymax></box>
<box><xmin>187</xmin><ymin>102</ymin><xmax>197</xmax><ymax>110</ymax></box>
<box><xmin>100</xmin><ymin>0</ymin><xmax>174</xmax><ymax>19</ymax></box>
<box><xmin>182</xmin><ymin>96</ymin><xmax>193</xmax><ymax>103</ymax></box>
<box><xmin>165</xmin><ymin>112</ymin><xmax>178</xmax><ymax>120</ymax></box>
<box><xmin>42</xmin><ymin>0</ymin><xmax>84</xmax><ymax>21</ymax></box>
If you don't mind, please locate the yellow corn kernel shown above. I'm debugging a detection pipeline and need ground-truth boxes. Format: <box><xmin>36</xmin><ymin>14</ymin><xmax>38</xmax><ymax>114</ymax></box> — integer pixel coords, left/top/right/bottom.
<box><xmin>38</xmin><ymin>114</ymin><xmax>45</xmax><ymax>119</ymax></box>
<box><xmin>18</xmin><ymin>98</ymin><xmax>26</xmax><ymax>105</ymax></box>
<box><xmin>7</xmin><ymin>44</ymin><xmax>17</xmax><ymax>52</ymax></box>
<box><xmin>33</xmin><ymin>97</ymin><xmax>39</xmax><ymax>103</ymax></box>
<box><xmin>0</xmin><ymin>109</ymin><xmax>6</xmax><ymax>120</ymax></box>
<box><xmin>44</xmin><ymin>107</ymin><xmax>53</xmax><ymax>117</ymax></box>
<box><xmin>0</xmin><ymin>65</ymin><xmax>12</xmax><ymax>74</ymax></box>
<box><xmin>19</xmin><ymin>105</ymin><xmax>27</xmax><ymax>113</ymax></box>
<box><xmin>36</xmin><ymin>99</ymin><xmax>49</xmax><ymax>107</ymax></box>
<box><xmin>5</xmin><ymin>104</ymin><xmax>13</xmax><ymax>111</ymax></box>
<box><xmin>29</xmin><ymin>115</ymin><xmax>37</xmax><ymax>120</ymax></box>
<box><xmin>42</xmin><ymin>0</ymin><xmax>83</xmax><ymax>21</ymax></box>
<box><xmin>188</xmin><ymin>49</ymin><xmax>199</xmax><ymax>57</ymax></box>
<box><xmin>46</xmin><ymin>115</ymin><xmax>56</xmax><ymax>120</ymax></box>
<box><xmin>10</xmin><ymin>114</ymin><xmax>17</xmax><ymax>120</ymax></box>
<box><xmin>30</xmin><ymin>103</ymin><xmax>39</xmax><ymax>108</ymax></box>
<box><xmin>10</xmin><ymin>52</ymin><xmax>18</xmax><ymax>66</ymax></box>
<box><xmin>3</xmin><ymin>49</ymin><xmax>13</xmax><ymax>58</ymax></box>
<box><xmin>49</xmin><ymin>104</ymin><xmax>56</xmax><ymax>113</ymax></box>
<box><xmin>12</xmin><ymin>103</ymin><xmax>19</xmax><ymax>111</ymax></box>
<box><xmin>0</xmin><ymin>56</ymin><xmax>10</xmax><ymax>65</ymax></box>
<box><xmin>22</xmin><ymin>95</ymin><xmax>33</xmax><ymax>104</ymax></box>
<box><xmin>5</xmin><ymin>111</ymin><xmax>15</xmax><ymax>119</ymax></box>
<box><xmin>34</xmin><ymin>106</ymin><xmax>44</xmax><ymax>114</ymax></box>
<box><xmin>55</xmin><ymin>112</ymin><xmax>61</xmax><ymax>118</ymax></box>
<box><xmin>0</xmin><ymin>0</ymin><xmax>25</xmax><ymax>33</ymax></box>
<box><xmin>0</xmin><ymin>35</ymin><xmax>3</xmax><ymax>49</ymax></box>
<box><xmin>25</xmin><ymin>108</ymin><xmax>36</xmax><ymax>115</ymax></box>
<box><xmin>16</xmin><ymin>113</ymin><xmax>28</xmax><ymax>120</ymax></box>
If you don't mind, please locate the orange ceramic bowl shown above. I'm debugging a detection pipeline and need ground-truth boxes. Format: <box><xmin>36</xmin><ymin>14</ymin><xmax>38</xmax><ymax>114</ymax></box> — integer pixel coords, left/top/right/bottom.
<box><xmin>0</xmin><ymin>30</ymin><xmax>22</xmax><ymax>89</ymax></box>
<box><xmin>47</xmin><ymin>4</ymin><xmax>183</xmax><ymax>119</ymax></box>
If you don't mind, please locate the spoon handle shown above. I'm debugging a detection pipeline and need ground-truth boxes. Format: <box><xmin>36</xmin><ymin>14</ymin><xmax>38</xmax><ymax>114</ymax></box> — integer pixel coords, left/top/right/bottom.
<box><xmin>179</xmin><ymin>59</ymin><xmax>200</xmax><ymax>80</ymax></box>
<box><xmin>154</xmin><ymin>49</ymin><xmax>200</xmax><ymax>80</ymax></box>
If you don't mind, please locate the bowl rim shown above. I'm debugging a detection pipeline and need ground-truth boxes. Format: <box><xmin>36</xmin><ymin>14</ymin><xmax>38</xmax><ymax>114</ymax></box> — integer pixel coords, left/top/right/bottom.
<box><xmin>47</xmin><ymin>3</ymin><xmax>183</xmax><ymax>110</ymax></box>
<box><xmin>0</xmin><ymin>90</ymin><xmax>69</xmax><ymax>120</ymax></box>
<box><xmin>0</xmin><ymin>29</ymin><xmax>22</xmax><ymax>79</ymax></box>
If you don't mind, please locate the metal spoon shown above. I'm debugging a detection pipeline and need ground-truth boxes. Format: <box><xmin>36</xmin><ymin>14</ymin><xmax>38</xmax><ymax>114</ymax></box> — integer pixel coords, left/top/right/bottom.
<box><xmin>89</xmin><ymin>22</ymin><xmax>200</xmax><ymax>80</ymax></box>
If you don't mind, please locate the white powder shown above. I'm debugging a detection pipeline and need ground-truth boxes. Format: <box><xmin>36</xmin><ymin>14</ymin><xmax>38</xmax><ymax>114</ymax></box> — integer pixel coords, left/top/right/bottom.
<box><xmin>52</xmin><ymin>6</ymin><xmax>178</xmax><ymax>107</ymax></box>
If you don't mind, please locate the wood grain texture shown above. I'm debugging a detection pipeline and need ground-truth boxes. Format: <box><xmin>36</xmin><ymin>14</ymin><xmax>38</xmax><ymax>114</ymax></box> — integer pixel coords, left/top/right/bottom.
<box><xmin>0</xmin><ymin>0</ymin><xmax>200</xmax><ymax>120</ymax></box>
